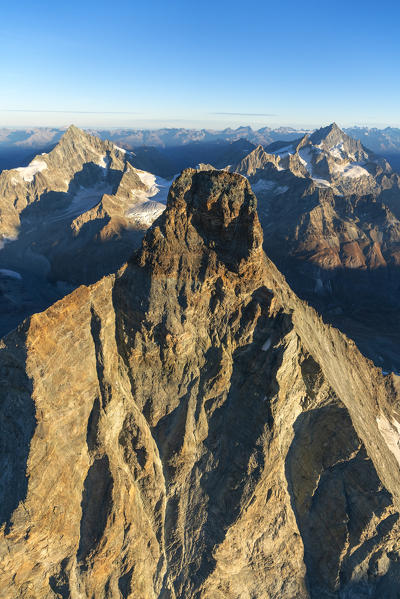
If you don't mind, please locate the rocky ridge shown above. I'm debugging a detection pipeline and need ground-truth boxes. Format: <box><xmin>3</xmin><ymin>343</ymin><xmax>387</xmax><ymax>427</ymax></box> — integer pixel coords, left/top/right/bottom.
<box><xmin>1</xmin><ymin>170</ymin><xmax>400</xmax><ymax>598</ymax></box>
<box><xmin>2</xmin><ymin>125</ymin><xmax>400</xmax><ymax>177</ymax></box>
<box><xmin>0</xmin><ymin>125</ymin><xmax>170</xmax><ymax>242</ymax></box>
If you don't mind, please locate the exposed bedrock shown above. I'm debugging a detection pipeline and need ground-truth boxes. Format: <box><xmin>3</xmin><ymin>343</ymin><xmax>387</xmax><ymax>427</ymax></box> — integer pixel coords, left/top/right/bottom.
<box><xmin>1</xmin><ymin>170</ymin><xmax>400</xmax><ymax>598</ymax></box>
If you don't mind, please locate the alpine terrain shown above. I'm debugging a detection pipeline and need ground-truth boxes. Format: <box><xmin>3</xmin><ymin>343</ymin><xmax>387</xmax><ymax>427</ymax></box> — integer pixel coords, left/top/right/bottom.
<box><xmin>205</xmin><ymin>123</ymin><xmax>400</xmax><ymax>372</ymax></box>
<box><xmin>1</xmin><ymin>169</ymin><xmax>400</xmax><ymax>598</ymax></box>
<box><xmin>0</xmin><ymin>125</ymin><xmax>173</xmax><ymax>334</ymax></box>
<box><xmin>1</xmin><ymin>124</ymin><xmax>400</xmax><ymax>598</ymax></box>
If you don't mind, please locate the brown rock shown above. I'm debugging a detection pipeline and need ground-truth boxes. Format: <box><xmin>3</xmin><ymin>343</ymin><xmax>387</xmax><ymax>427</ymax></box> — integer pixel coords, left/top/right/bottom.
<box><xmin>1</xmin><ymin>170</ymin><xmax>400</xmax><ymax>598</ymax></box>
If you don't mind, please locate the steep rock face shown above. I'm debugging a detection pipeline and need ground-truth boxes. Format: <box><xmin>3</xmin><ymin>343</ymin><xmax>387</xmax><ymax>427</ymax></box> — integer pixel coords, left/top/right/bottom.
<box><xmin>255</xmin><ymin>181</ymin><xmax>400</xmax><ymax>370</ymax></box>
<box><xmin>1</xmin><ymin>170</ymin><xmax>400</xmax><ymax>598</ymax></box>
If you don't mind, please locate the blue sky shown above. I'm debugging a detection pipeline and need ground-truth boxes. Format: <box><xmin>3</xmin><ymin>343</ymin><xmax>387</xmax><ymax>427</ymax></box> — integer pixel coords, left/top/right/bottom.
<box><xmin>1</xmin><ymin>0</ymin><xmax>399</xmax><ymax>129</ymax></box>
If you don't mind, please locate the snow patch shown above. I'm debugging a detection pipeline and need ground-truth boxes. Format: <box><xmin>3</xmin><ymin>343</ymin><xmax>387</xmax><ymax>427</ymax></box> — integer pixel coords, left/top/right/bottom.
<box><xmin>252</xmin><ymin>180</ymin><xmax>276</xmax><ymax>192</ymax></box>
<box><xmin>276</xmin><ymin>185</ymin><xmax>289</xmax><ymax>194</ymax></box>
<box><xmin>332</xmin><ymin>162</ymin><xmax>370</xmax><ymax>179</ymax></box>
<box><xmin>47</xmin><ymin>183</ymin><xmax>114</xmax><ymax>224</ymax></box>
<box><xmin>114</xmin><ymin>145</ymin><xmax>126</xmax><ymax>154</ymax></box>
<box><xmin>128</xmin><ymin>201</ymin><xmax>166</xmax><ymax>228</ymax></box>
<box><xmin>313</xmin><ymin>178</ymin><xmax>331</xmax><ymax>188</ymax></box>
<box><xmin>15</xmin><ymin>159</ymin><xmax>48</xmax><ymax>182</ymax></box>
<box><xmin>126</xmin><ymin>170</ymin><xmax>176</xmax><ymax>226</ymax></box>
<box><xmin>251</xmin><ymin>179</ymin><xmax>289</xmax><ymax>195</ymax></box>
<box><xmin>377</xmin><ymin>415</ymin><xmax>400</xmax><ymax>467</ymax></box>
<box><xmin>97</xmin><ymin>154</ymin><xmax>111</xmax><ymax>172</ymax></box>
<box><xmin>0</xmin><ymin>236</ymin><xmax>17</xmax><ymax>250</ymax></box>
<box><xmin>134</xmin><ymin>171</ymin><xmax>173</xmax><ymax>205</ymax></box>
<box><xmin>299</xmin><ymin>148</ymin><xmax>331</xmax><ymax>187</ymax></box>
<box><xmin>328</xmin><ymin>142</ymin><xmax>346</xmax><ymax>159</ymax></box>
<box><xmin>314</xmin><ymin>278</ymin><xmax>324</xmax><ymax>293</ymax></box>
<box><xmin>271</xmin><ymin>144</ymin><xmax>294</xmax><ymax>157</ymax></box>
<box><xmin>298</xmin><ymin>147</ymin><xmax>313</xmax><ymax>173</ymax></box>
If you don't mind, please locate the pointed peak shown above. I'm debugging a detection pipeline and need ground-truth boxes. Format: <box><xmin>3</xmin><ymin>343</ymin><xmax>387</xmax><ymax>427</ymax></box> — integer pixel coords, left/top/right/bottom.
<box><xmin>328</xmin><ymin>122</ymin><xmax>341</xmax><ymax>132</ymax></box>
<box><xmin>64</xmin><ymin>124</ymin><xmax>85</xmax><ymax>138</ymax></box>
<box><xmin>57</xmin><ymin>125</ymin><xmax>91</xmax><ymax>148</ymax></box>
<box><xmin>310</xmin><ymin>122</ymin><xmax>346</xmax><ymax>146</ymax></box>
<box><xmin>55</xmin><ymin>125</ymin><xmax>106</xmax><ymax>154</ymax></box>
<box><xmin>243</xmin><ymin>144</ymin><xmax>266</xmax><ymax>158</ymax></box>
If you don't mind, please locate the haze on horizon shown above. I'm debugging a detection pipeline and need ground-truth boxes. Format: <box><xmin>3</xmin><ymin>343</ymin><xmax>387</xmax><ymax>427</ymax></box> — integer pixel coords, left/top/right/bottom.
<box><xmin>1</xmin><ymin>0</ymin><xmax>399</xmax><ymax>130</ymax></box>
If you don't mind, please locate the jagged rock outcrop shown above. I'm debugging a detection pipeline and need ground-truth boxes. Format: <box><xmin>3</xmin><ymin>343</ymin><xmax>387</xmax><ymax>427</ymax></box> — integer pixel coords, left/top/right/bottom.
<box><xmin>1</xmin><ymin>170</ymin><xmax>400</xmax><ymax>598</ymax></box>
<box><xmin>230</xmin><ymin>144</ymin><xmax>280</xmax><ymax>176</ymax></box>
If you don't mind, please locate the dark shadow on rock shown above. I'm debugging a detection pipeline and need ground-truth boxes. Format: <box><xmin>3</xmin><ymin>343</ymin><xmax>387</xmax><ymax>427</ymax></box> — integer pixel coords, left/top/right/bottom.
<box><xmin>49</xmin><ymin>557</ymin><xmax>71</xmax><ymax>599</ymax></box>
<box><xmin>285</xmin><ymin>401</ymin><xmax>399</xmax><ymax>598</ymax></box>
<box><xmin>148</xmin><ymin>287</ymin><xmax>292</xmax><ymax>596</ymax></box>
<box><xmin>190</xmin><ymin>301</ymin><xmax>291</xmax><ymax>589</ymax></box>
<box><xmin>111</xmin><ymin>248</ymin><xmax>153</xmax><ymax>410</ymax></box>
<box><xmin>255</xmin><ymin>185</ymin><xmax>400</xmax><ymax>371</ymax></box>
<box><xmin>77</xmin><ymin>455</ymin><xmax>113</xmax><ymax>563</ymax></box>
<box><xmin>0</xmin><ymin>322</ymin><xmax>36</xmax><ymax>531</ymax></box>
<box><xmin>90</xmin><ymin>307</ymin><xmax>112</xmax><ymax>408</ymax></box>
<box><xmin>86</xmin><ymin>396</ymin><xmax>101</xmax><ymax>454</ymax></box>
<box><xmin>265</xmin><ymin>245</ymin><xmax>400</xmax><ymax>372</ymax></box>
<box><xmin>118</xmin><ymin>567</ymin><xmax>133</xmax><ymax>598</ymax></box>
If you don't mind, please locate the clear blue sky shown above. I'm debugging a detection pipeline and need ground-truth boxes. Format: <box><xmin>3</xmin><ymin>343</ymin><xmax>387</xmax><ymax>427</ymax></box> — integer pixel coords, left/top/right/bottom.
<box><xmin>1</xmin><ymin>0</ymin><xmax>399</xmax><ymax>129</ymax></box>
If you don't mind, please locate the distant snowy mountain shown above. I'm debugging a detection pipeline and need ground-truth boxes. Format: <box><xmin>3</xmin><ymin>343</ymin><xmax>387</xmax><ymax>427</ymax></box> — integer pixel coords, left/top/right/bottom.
<box><xmin>202</xmin><ymin>123</ymin><xmax>400</xmax><ymax>370</ymax></box>
<box><xmin>264</xmin><ymin>122</ymin><xmax>393</xmax><ymax>194</ymax></box>
<box><xmin>2</xmin><ymin>124</ymin><xmax>400</xmax><ymax>176</ymax></box>
<box><xmin>0</xmin><ymin>126</ymin><xmax>174</xmax><ymax>334</ymax></box>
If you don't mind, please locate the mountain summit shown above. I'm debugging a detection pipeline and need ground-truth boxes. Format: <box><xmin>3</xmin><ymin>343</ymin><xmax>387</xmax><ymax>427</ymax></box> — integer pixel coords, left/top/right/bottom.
<box><xmin>1</xmin><ymin>169</ymin><xmax>400</xmax><ymax>597</ymax></box>
<box><xmin>262</xmin><ymin>122</ymin><xmax>392</xmax><ymax>193</ymax></box>
<box><xmin>309</xmin><ymin>122</ymin><xmax>348</xmax><ymax>146</ymax></box>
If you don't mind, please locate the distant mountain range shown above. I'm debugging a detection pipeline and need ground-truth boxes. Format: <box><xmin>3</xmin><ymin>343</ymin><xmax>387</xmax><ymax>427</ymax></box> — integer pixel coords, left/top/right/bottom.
<box><xmin>1</xmin><ymin>122</ymin><xmax>400</xmax><ymax>372</ymax></box>
<box><xmin>1</xmin><ymin>124</ymin><xmax>400</xmax><ymax>174</ymax></box>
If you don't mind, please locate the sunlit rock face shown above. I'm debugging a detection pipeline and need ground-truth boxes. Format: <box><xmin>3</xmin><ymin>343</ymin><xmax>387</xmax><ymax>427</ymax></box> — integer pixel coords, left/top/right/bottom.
<box><xmin>1</xmin><ymin>170</ymin><xmax>400</xmax><ymax>598</ymax></box>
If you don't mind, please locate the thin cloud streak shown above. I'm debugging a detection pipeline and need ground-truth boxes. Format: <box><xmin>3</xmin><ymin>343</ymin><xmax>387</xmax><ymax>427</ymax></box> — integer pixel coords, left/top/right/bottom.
<box><xmin>211</xmin><ymin>112</ymin><xmax>277</xmax><ymax>117</ymax></box>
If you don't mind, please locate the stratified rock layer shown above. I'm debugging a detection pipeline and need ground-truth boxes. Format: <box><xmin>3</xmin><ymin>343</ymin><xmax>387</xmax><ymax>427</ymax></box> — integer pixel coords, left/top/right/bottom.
<box><xmin>1</xmin><ymin>170</ymin><xmax>400</xmax><ymax>598</ymax></box>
